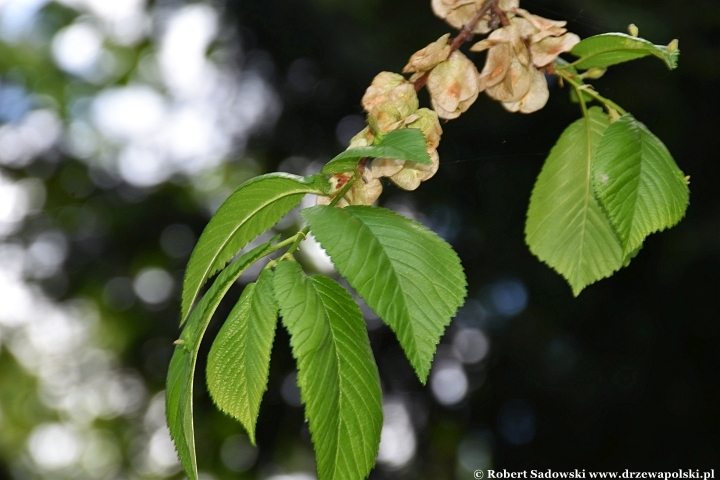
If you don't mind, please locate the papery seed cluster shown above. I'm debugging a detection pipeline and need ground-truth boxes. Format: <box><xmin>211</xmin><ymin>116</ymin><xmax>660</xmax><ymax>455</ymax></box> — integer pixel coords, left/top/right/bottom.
<box><xmin>319</xmin><ymin>0</ymin><xmax>578</xmax><ymax>207</ymax></box>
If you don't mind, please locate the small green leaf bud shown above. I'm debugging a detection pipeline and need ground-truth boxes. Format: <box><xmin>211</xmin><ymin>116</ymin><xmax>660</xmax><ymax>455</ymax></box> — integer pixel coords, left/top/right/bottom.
<box><xmin>667</xmin><ymin>39</ymin><xmax>679</xmax><ymax>54</ymax></box>
<box><xmin>583</xmin><ymin>67</ymin><xmax>607</xmax><ymax>79</ymax></box>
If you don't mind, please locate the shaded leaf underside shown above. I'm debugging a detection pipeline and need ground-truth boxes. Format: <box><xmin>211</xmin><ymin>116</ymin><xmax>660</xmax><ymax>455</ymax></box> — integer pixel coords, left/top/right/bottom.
<box><xmin>592</xmin><ymin>113</ymin><xmax>689</xmax><ymax>254</ymax></box>
<box><xmin>167</xmin><ymin>240</ymin><xmax>277</xmax><ymax>479</ymax></box>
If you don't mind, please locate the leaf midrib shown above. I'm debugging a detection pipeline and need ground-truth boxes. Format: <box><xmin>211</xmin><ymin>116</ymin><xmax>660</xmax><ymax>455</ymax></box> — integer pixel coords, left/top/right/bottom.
<box><xmin>202</xmin><ymin>192</ymin><xmax>295</xmax><ymax>285</ymax></box>
<box><xmin>356</xmin><ymin>217</ymin><xmax>441</xmax><ymax>369</ymax></box>
<box><xmin>575</xmin><ymin>47</ymin><xmax>672</xmax><ymax>70</ymax></box>
<box><xmin>574</xmin><ymin>113</ymin><xmax>594</xmax><ymax>281</ymax></box>
<box><xmin>623</xmin><ymin>127</ymin><xmax>643</xmax><ymax>252</ymax></box>
<box><xmin>315</xmin><ymin>282</ymin><xmax>360</xmax><ymax>478</ymax></box>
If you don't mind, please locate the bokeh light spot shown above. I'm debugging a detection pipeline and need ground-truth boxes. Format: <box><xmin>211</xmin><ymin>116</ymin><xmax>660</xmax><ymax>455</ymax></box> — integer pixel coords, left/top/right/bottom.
<box><xmin>160</xmin><ymin>223</ymin><xmax>196</xmax><ymax>258</ymax></box>
<box><xmin>103</xmin><ymin>276</ymin><xmax>136</xmax><ymax>311</ymax></box>
<box><xmin>281</xmin><ymin>371</ymin><xmax>302</xmax><ymax>407</ymax></box>
<box><xmin>28</xmin><ymin>423</ymin><xmax>83</xmax><ymax>470</ymax></box>
<box><xmin>452</xmin><ymin>327</ymin><xmax>490</xmax><ymax>364</ymax></box>
<box><xmin>377</xmin><ymin>398</ymin><xmax>416</xmax><ymax>470</ymax></box>
<box><xmin>490</xmin><ymin>279</ymin><xmax>528</xmax><ymax>317</ymax></box>
<box><xmin>335</xmin><ymin>114</ymin><xmax>365</xmax><ymax>146</ymax></box>
<box><xmin>430</xmin><ymin>361</ymin><xmax>468</xmax><ymax>406</ymax></box>
<box><xmin>52</xmin><ymin>22</ymin><xmax>104</xmax><ymax>76</ymax></box>
<box><xmin>457</xmin><ymin>430</ymin><xmax>493</xmax><ymax>473</ymax></box>
<box><xmin>133</xmin><ymin>268</ymin><xmax>174</xmax><ymax>305</ymax></box>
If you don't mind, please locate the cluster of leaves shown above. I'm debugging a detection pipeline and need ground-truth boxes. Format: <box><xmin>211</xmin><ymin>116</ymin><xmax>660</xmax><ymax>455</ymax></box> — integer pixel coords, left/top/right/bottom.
<box><xmin>166</xmin><ymin>1</ymin><xmax>688</xmax><ymax>479</ymax></box>
<box><xmin>167</xmin><ymin>130</ymin><xmax>466</xmax><ymax>480</ymax></box>
<box><xmin>527</xmin><ymin>32</ymin><xmax>687</xmax><ymax>294</ymax></box>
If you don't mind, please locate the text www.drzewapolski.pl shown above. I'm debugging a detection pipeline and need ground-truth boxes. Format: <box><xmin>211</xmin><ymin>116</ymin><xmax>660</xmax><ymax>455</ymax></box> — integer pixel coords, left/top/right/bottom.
<box><xmin>473</xmin><ymin>470</ymin><xmax>716</xmax><ymax>480</ymax></box>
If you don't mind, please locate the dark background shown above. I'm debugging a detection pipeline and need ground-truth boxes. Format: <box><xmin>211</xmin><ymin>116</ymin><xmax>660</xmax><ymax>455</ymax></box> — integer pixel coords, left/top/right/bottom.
<box><xmin>0</xmin><ymin>0</ymin><xmax>718</xmax><ymax>478</ymax></box>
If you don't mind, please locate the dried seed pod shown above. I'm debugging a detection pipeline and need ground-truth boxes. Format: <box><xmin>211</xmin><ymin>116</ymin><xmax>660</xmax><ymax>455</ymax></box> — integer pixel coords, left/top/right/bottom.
<box><xmin>475</xmin><ymin>42</ymin><xmax>513</xmax><ymax>90</ymax></box>
<box><xmin>432</xmin><ymin>0</ymin><xmax>519</xmax><ymax>34</ymax></box>
<box><xmin>315</xmin><ymin>176</ymin><xmax>384</xmax><ymax>207</ymax></box>
<box><xmin>485</xmin><ymin>53</ymin><xmax>534</xmax><ymax>103</ymax></box>
<box><xmin>530</xmin><ymin>32</ymin><xmax>580</xmax><ymax>67</ymax></box>
<box><xmin>406</xmin><ymin>108</ymin><xmax>443</xmax><ymax>151</ymax></box>
<box><xmin>390</xmin><ymin>150</ymin><xmax>440</xmax><ymax>191</ymax></box>
<box><xmin>427</xmin><ymin>51</ymin><xmax>481</xmax><ymax>120</ymax></box>
<box><xmin>473</xmin><ymin>11</ymin><xmax>580</xmax><ymax>113</ymax></box>
<box><xmin>348</xmin><ymin>177</ymin><xmax>383</xmax><ymax>205</ymax></box>
<box><xmin>367</xmin><ymin>158</ymin><xmax>406</xmax><ymax>180</ymax></box>
<box><xmin>501</xmin><ymin>67</ymin><xmax>550</xmax><ymax>114</ymax></box>
<box><xmin>403</xmin><ymin>34</ymin><xmax>452</xmax><ymax>75</ymax></box>
<box><xmin>365</xmin><ymin>108</ymin><xmax>443</xmax><ymax>188</ymax></box>
<box><xmin>348</xmin><ymin>126</ymin><xmax>375</xmax><ymax>148</ymax></box>
<box><xmin>362</xmin><ymin>72</ymin><xmax>419</xmax><ymax>132</ymax></box>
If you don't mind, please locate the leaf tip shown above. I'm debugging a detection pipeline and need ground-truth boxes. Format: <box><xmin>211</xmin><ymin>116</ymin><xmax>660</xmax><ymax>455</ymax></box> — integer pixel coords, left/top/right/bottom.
<box><xmin>570</xmin><ymin>283</ymin><xmax>586</xmax><ymax>297</ymax></box>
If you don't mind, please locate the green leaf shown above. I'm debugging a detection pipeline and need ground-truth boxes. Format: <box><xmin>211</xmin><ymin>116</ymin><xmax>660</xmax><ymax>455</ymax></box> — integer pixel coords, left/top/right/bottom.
<box><xmin>206</xmin><ymin>268</ymin><xmax>277</xmax><ymax>445</ymax></box>
<box><xmin>181</xmin><ymin>173</ymin><xmax>327</xmax><ymax>324</ymax></box>
<box><xmin>525</xmin><ymin>107</ymin><xmax>624</xmax><ymax>296</ymax></box>
<box><xmin>273</xmin><ymin>260</ymin><xmax>382</xmax><ymax>480</ymax></box>
<box><xmin>167</xmin><ymin>239</ymin><xmax>278</xmax><ymax>480</ymax></box>
<box><xmin>571</xmin><ymin>33</ymin><xmax>679</xmax><ymax>70</ymax></box>
<box><xmin>302</xmin><ymin>205</ymin><xmax>466</xmax><ymax>383</ymax></box>
<box><xmin>321</xmin><ymin>129</ymin><xmax>431</xmax><ymax>175</ymax></box>
<box><xmin>592</xmin><ymin>113</ymin><xmax>689</xmax><ymax>255</ymax></box>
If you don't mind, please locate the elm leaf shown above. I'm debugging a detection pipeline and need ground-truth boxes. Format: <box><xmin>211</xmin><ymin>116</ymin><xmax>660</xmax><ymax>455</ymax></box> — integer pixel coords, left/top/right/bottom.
<box><xmin>525</xmin><ymin>107</ymin><xmax>624</xmax><ymax>296</ymax></box>
<box><xmin>302</xmin><ymin>205</ymin><xmax>466</xmax><ymax>383</ymax></box>
<box><xmin>571</xmin><ymin>33</ymin><xmax>679</xmax><ymax>70</ymax></box>
<box><xmin>206</xmin><ymin>268</ymin><xmax>278</xmax><ymax>445</ymax></box>
<box><xmin>322</xmin><ymin>129</ymin><xmax>431</xmax><ymax>175</ymax></box>
<box><xmin>273</xmin><ymin>260</ymin><xmax>382</xmax><ymax>480</ymax></box>
<box><xmin>181</xmin><ymin>173</ymin><xmax>327</xmax><ymax>324</ymax></box>
<box><xmin>167</xmin><ymin>239</ymin><xmax>277</xmax><ymax>480</ymax></box>
<box><xmin>592</xmin><ymin>113</ymin><xmax>689</xmax><ymax>255</ymax></box>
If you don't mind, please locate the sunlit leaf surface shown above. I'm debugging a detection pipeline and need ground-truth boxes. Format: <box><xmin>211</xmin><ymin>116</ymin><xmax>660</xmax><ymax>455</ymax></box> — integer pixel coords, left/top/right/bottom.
<box><xmin>181</xmin><ymin>173</ymin><xmax>326</xmax><ymax>324</ymax></box>
<box><xmin>571</xmin><ymin>33</ymin><xmax>679</xmax><ymax>70</ymax></box>
<box><xmin>273</xmin><ymin>260</ymin><xmax>382</xmax><ymax>480</ymax></box>
<box><xmin>302</xmin><ymin>205</ymin><xmax>466</xmax><ymax>382</ymax></box>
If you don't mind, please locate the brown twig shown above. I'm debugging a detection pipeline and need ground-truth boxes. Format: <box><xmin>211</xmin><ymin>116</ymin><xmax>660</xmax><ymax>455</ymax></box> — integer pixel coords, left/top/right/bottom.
<box><xmin>490</xmin><ymin>3</ymin><xmax>510</xmax><ymax>27</ymax></box>
<box><xmin>414</xmin><ymin>0</ymin><xmax>500</xmax><ymax>92</ymax></box>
